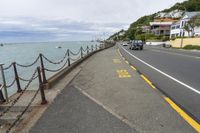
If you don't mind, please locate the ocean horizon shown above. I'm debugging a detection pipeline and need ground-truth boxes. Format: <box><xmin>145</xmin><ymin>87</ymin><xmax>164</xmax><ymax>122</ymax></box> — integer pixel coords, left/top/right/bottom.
<box><xmin>0</xmin><ymin>41</ymin><xmax>98</xmax><ymax>97</ymax></box>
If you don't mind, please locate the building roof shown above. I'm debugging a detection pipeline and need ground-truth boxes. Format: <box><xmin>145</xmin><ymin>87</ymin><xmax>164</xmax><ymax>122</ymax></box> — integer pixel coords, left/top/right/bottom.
<box><xmin>150</xmin><ymin>22</ymin><xmax>173</xmax><ymax>26</ymax></box>
<box><xmin>183</xmin><ymin>12</ymin><xmax>200</xmax><ymax>19</ymax></box>
<box><xmin>154</xmin><ymin>18</ymin><xmax>178</xmax><ymax>22</ymax></box>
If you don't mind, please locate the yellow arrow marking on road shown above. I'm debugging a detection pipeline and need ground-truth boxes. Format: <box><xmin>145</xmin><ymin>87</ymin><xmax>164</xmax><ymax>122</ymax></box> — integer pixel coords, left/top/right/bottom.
<box><xmin>113</xmin><ymin>59</ymin><xmax>121</xmax><ymax>63</ymax></box>
<box><xmin>117</xmin><ymin>70</ymin><xmax>131</xmax><ymax>78</ymax></box>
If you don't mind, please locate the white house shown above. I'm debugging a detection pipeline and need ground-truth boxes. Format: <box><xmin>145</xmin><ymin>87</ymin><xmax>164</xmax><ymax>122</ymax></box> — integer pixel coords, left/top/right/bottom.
<box><xmin>170</xmin><ymin>12</ymin><xmax>200</xmax><ymax>38</ymax></box>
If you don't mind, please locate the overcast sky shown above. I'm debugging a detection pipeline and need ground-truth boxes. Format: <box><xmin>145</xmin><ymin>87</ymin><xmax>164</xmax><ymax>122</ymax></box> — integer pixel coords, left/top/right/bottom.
<box><xmin>0</xmin><ymin>0</ymin><xmax>184</xmax><ymax>42</ymax></box>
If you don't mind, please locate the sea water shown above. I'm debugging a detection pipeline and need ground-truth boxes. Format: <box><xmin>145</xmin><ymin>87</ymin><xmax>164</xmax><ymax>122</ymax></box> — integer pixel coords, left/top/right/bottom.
<box><xmin>0</xmin><ymin>41</ymin><xmax>98</xmax><ymax>97</ymax></box>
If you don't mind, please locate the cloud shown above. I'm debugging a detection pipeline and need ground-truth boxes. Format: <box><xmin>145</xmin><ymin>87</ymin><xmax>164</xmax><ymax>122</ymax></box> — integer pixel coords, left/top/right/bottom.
<box><xmin>0</xmin><ymin>0</ymin><xmax>184</xmax><ymax>42</ymax></box>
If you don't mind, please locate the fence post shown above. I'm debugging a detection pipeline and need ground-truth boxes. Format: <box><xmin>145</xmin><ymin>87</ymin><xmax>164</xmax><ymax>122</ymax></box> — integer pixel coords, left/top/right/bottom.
<box><xmin>87</xmin><ymin>46</ymin><xmax>89</xmax><ymax>54</ymax></box>
<box><xmin>13</xmin><ymin>62</ymin><xmax>22</xmax><ymax>93</ymax></box>
<box><xmin>91</xmin><ymin>45</ymin><xmax>93</xmax><ymax>52</ymax></box>
<box><xmin>0</xmin><ymin>84</ymin><xmax>5</xmax><ymax>103</ymax></box>
<box><xmin>80</xmin><ymin>47</ymin><xmax>83</xmax><ymax>58</ymax></box>
<box><xmin>39</xmin><ymin>54</ymin><xmax>48</xmax><ymax>84</ymax></box>
<box><xmin>67</xmin><ymin>49</ymin><xmax>71</xmax><ymax>66</ymax></box>
<box><xmin>37</xmin><ymin>67</ymin><xmax>47</xmax><ymax>105</ymax></box>
<box><xmin>0</xmin><ymin>64</ymin><xmax>8</xmax><ymax>101</ymax></box>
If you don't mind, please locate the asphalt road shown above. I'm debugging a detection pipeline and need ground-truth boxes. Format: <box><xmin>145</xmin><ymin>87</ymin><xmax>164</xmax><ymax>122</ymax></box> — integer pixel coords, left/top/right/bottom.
<box><xmin>119</xmin><ymin>44</ymin><xmax>200</xmax><ymax>123</ymax></box>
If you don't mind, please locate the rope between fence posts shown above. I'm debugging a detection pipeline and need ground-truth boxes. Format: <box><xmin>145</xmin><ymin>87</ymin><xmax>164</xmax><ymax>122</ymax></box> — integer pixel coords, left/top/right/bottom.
<box><xmin>6</xmin><ymin>87</ymin><xmax>40</xmax><ymax>133</ymax></box>
<box><xmin>0</xmin><ymin>69</ymin><xmax>38</xmax><ymax>118</ymax></box>
<box><xmin>69</xmin><ymin>55</ymin><xmax>81</xmax><ymax>62</ymax></box>
<box><xmin>6</xmin><ymin>79</ymin><xmax>16</xmax><ymax>88</ymax></box>
<box><xmin>3</xmin><ymin>63</ymin><xmax>13</xmax><ymax>71</ymax></box>
<box><xmin>19</xmin><ymin>74</ymin><xmax>39</xmax><ymax>82</ymax></box>
<box><xmin>44</xmin><ymin>59</ymin><xmax>68</xmax><ymax>72</ymax></box>
<box><xmin>69</xmin><ymin>48</ymin><xmax>81</xmax><ymax>56</ymax></box>
<box><xmin>42</xmin><ymin>52</ymin><xmax>68</xmax><ymax>65</ymax></box>
<box><xmin>82</xmin><ymin>47</ymin><xmax>88</xmax><ymax>52</ymax></box>
<box><xmin>16</xmin><ymin>56</ymin><xmax>40</xmax><ymax>68</ymax></box>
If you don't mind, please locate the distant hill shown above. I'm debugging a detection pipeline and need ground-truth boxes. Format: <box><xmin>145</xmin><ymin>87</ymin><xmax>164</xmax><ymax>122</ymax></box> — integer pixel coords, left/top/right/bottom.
<box><xmin>109</xmin><ymin>0</ymin><xmax>200</xmax><ymax>41</ymax></box>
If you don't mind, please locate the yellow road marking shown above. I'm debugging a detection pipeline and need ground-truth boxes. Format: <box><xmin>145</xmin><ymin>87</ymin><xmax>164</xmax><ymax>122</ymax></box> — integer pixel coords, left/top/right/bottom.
<box><xmin>125</xmin><ymin>61</ymin><xmax>129</xmax><ymax>64</ymax></box>
<box><xmin>140</xmin><ymin>75</ymin><xmax>156</xmax><ymax>89</ymax></box>
<box><xmin>118</xmin><ymin>49</ymin><xmax>122</xmax><ymax>57</ymax></box>
<box><xmin>117</xmin><ymin>70</ymin><xmax>131</xmax><ymax>78</ymax></box>
<box><xmin>113</xmin><ymin>59</ymin><xmax>121</xmax><ymax>63</ymax></box>
<box><xmin>164</xmin><ymin>96</ymin><xmax>200</xmax><ymax>132</ymax></box>
<box><xmin>130</xmin><ymin>65</ymin><xmax>137</xmax><ymax>71</ymax></box>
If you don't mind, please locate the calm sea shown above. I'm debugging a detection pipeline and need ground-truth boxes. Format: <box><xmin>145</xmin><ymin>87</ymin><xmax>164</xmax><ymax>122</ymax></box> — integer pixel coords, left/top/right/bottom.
<box><xmin>0</xmin><ymin>41</ymin><xmax>98</xmax><ymax>97</ymax></box>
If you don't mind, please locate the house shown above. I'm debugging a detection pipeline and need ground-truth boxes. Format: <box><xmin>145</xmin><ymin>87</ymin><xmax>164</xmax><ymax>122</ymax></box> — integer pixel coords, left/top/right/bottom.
<box><xmin>150</xmin><ymin>21</ymin><xmax>174</xmax><ymax>36</ymax></box>
<box><xmin>170</xmin><ymin>12</ymin><xmax>200</xmax><ymax>38</ymax></box>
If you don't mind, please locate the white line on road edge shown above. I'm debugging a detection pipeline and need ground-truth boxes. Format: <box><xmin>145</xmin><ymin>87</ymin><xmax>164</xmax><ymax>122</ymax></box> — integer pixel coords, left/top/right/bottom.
<box><xmin>150</xmin><ymin>49</ymin><xmax>200</xmax><ymax>59</ymax></box>
<box><xmin>120</xmin><ymin>46</ymin><xmax>200</xmax><ymax>95</ymax></box>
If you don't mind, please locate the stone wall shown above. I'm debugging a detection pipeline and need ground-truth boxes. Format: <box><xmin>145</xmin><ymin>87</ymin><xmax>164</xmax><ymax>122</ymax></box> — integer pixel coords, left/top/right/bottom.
<box><xmin>170</xmin><ymin>38</ymin><xmax>200</xmax><ymax>48</ymax></box>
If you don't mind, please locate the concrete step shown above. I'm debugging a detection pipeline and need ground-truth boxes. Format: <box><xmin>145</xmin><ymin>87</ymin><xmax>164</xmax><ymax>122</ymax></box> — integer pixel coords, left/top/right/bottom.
<box><xmin>0</xmin><ymin>112</ymin><xmax>19</xmax><ymax>125</ymax></box>
<box><xmin>0</xmin><ymin>106</ymin><xmax>32</xmax><ymax>113</ymax></box>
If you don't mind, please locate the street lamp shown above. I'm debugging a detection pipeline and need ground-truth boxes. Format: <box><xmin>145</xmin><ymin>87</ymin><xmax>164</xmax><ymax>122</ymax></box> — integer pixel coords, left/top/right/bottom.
<box><xmin>176</xmin><ymin>5</ymin><xmax>187</xmax><ymax>48</ymax></box>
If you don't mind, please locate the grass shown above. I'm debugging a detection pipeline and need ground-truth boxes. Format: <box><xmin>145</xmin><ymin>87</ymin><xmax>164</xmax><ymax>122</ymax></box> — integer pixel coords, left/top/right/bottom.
<box><xmin>183</xmin><ymin>45</ymin><xmax>200</xmax><ymax>50</ymax></box>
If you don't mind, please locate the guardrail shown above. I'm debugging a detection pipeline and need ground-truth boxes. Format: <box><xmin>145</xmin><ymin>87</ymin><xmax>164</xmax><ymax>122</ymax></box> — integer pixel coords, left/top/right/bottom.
<box><xmin>0</xmin><ymin>42</ymin><xmax>115</xmax><ymax>132</ymax></box>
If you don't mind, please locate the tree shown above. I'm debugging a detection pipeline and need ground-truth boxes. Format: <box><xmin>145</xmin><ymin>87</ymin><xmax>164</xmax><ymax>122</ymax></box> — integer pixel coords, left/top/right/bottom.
<box><xmin>188</xmin><ymin>13</ymin><xmax>200</xmax><ymax>36</ymax></box>
<box><xmin>184</xmin><ymin>23</ymin><xmax>191</xmax><ymax>37</ymax></box>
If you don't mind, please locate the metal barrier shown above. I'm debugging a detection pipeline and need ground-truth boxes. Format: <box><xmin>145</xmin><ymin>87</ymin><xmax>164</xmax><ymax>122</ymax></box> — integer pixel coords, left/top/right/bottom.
<box><xmin>0</xmin><ymin>44</ymin><xmax>106</xmax><ymax>104</ymax></box>
<box><xmin>0</xmin><ymin>42</ymin><xmax>115</xmax><ymax>132</ymax></box>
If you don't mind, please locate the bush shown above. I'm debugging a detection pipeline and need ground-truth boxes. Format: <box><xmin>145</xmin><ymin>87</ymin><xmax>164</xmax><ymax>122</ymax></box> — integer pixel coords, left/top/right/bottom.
<box><xmin>183</xmin><ymin>45</ymin><xmax>200</xmax><ymax>50</ymax></box>
<box><xmin>162</xmin><ymin>36</ymin><xmax>170</xmax><ymax>41</ymax></box>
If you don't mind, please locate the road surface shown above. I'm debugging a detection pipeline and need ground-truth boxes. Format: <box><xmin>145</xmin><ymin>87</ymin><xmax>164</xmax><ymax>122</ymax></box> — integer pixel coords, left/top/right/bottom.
<box><xmin>119</xmin><ymin>45</ymin><xmax>200</xmax><ymax>123</ymax></box>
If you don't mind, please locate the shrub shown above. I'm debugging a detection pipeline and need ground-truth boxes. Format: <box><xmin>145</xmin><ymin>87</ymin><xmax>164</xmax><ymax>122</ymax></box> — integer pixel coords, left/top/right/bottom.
<box><xmin>183</xmin><ymin>45</ymin><xmax>200</xmax><ymax>50</ymax></box>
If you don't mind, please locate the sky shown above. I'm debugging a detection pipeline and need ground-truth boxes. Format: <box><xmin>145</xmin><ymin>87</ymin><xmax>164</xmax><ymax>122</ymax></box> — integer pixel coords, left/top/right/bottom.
<box><xmin>0</xmin><ymin>0</ymin><xmax>184</xmax><ymax>43</ymax></box>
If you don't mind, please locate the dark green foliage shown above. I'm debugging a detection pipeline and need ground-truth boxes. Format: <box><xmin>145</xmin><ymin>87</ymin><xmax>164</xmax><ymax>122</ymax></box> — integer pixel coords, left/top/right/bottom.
<box><xmin>163</xmin><ymin>0</ymin><xmax>200</xmax><ymax>12</ymax></box>
<box><xmin>109</xmin><ymin>0</ymin><xmax>200</xmax><ymax>41</ymax></box>
<box><xmin>183</xmin><ymin>45</ymin><xmax>200</xmax><ymax>50</ymax></box>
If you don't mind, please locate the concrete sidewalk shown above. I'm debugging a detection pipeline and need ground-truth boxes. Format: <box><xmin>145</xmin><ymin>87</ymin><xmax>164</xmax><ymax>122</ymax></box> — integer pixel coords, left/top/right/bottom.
<box><xmin>30</xmin><ymin>46</ymin><xmax>195</xmax><ymax>133</ymax></box>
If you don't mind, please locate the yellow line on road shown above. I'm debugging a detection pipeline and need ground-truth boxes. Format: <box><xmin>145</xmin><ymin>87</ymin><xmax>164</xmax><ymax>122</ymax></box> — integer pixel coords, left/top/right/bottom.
<box><xmin>164</xmin><ymin>96</ymin><xmax>200</xmax><ymax>133</ymax></box>
<box><xmin>130</xmin><ymin>66</ymin><xmax>137</xmax><ymax>71</ymax></box>
<box><xmin>118</xmin><ymin>49</ymin><xmax>122</xmax><ymax>57</ymax></box>
<box><xmin>140</xmin><ymin>75</ymin><xmax>156</xmax><ymax>89</ymax></box>
<box><xmin>113</xmin><ymin>59</ymin><xmax>121</xmax><ymax>63</ymax></box>
<box><xmin>125</xmin><ymin>60</ymin><xmax>129</xmax><ymax>64</ymax></box>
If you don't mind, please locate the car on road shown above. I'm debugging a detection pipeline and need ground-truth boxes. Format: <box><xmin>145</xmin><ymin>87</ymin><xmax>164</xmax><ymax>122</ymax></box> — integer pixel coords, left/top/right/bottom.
<box><xmin>129</xmin><ymin>40</ymin><xmax>144</xmax><ymax>50</ymax></box>
<box><xmin>122</xmin><ymin>43</ymin><xmax>128</xmax><ymax>46</ymax></box>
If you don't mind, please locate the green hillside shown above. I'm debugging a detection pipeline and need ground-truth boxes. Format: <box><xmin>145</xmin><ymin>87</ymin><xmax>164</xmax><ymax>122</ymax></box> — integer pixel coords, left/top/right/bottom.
<box><xmin>109</xmin><ymin>0</ymin><xmax>200</xmax><ymax>41</ymax></box>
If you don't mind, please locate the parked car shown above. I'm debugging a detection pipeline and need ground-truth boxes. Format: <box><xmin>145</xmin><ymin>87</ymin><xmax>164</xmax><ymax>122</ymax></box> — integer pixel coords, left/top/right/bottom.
<box><xmin>127</xmin><ymin>40</ymin><xmax>132</xmax><ymax>44</ymax></box>
<box><xmin>162</xmin><ymin>43</ymin><xmax>171</xmax><ymax>48</ymax></box>
<box><xmin>129</xmin><ymin>40</ymin><xmax>143</xmax><ymax>50</ymax></box>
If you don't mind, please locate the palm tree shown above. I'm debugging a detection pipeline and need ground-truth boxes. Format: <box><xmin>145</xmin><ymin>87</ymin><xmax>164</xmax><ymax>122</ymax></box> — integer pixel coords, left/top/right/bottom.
<box><xmin>184</xmin><ymin>23</ymin><xmax>191</xmax><ymax>37</ymax></box>
<box><xmin>188</xmin><ymin>13</ymin><xmax>200</xmax><ymax>37</ymax></box>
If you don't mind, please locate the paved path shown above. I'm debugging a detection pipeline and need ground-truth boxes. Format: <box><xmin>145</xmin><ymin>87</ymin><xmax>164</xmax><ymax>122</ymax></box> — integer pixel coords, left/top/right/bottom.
<box><xmin>30</xmin><ymin>86</ymin><xmax>137</xmax><ymax>133</ymax></box>
<box><xmin>30</xmin><ymin>46</ymin><xmax>195</xmax><ymax>133</ymax></box>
